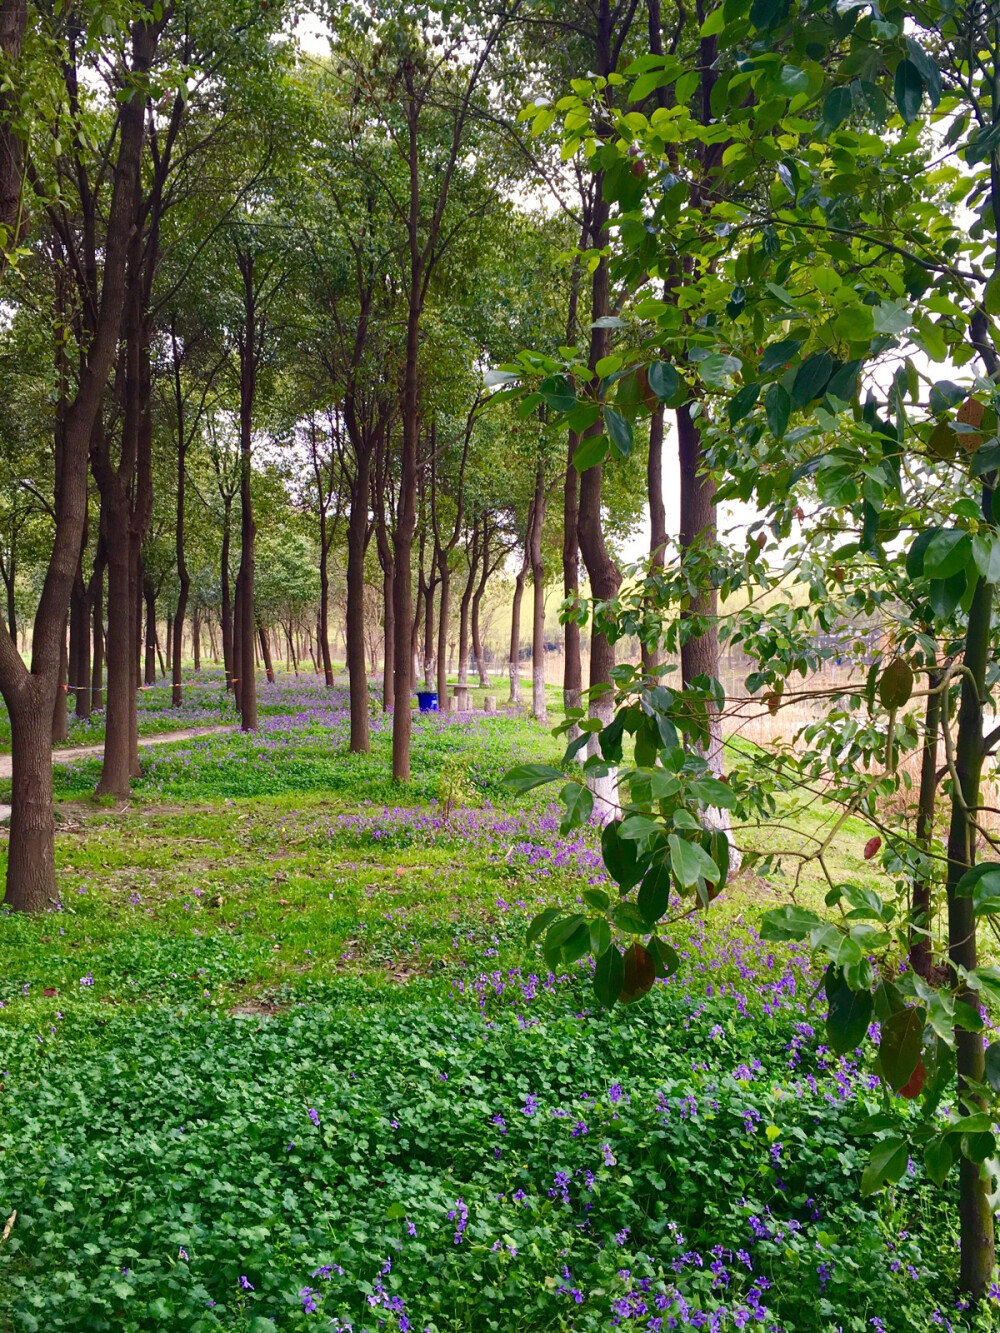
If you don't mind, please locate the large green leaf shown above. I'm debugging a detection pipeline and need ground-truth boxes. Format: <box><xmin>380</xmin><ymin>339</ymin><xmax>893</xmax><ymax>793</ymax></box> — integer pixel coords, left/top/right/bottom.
<box><xmin>825</xmin><ymin>965</ymin><xmax>873</xmax><ymax>1055</ymax></box>
<box><xmin>648</xmin><ymin>361</ymin><xmax>681</xmax><ymax>403</ymax></box>
<box><xmin>728</xmin><ymin>381</ymin><xmax>760</xmax><ymax>426</ymax></box>
<box><xmin>879</xmin><ymin>1007</ymin><xmax>922</xmax><ymax>1091</ymax></box>
<box><xmin>620</xmin><ymin>942</ymin><xmax>656</xmax><ymax>1003</ymax></box>
<box><xmin>764</xmin><ymin>382</ymin><xmax>791</xmax><ymax>438</ymax></box>
<box><xmin>503</xmin><ymin>763</ymin><xmax>563</xmax><ymax>792</ymax></box>
<box><xmin>791</xmin><ymin>352</ymin><xmax>833</xmax><ymax>408</ymax></box>
<box><xmin>593</xmin><ymin>943</ymin><xmax>625</xmax><ymax>1007</ymax></box>
<box><xmin>604</xmin><ymin>406</ymin><xmax>634</xmax><ymax>458</ymax></box>
<box><xmin>893</xmin><ymin>57</ymin><xmax>924</xmax><ymax>123</ymax></box>
<box><xmin>760</xmin><ymin>904</ymin><xmax>822</xmax><ymax>940</ymax></box>
<box><xmin>572</xmin><ymin>434</ymin><xmax>609</xmax><ymax>472</ymax></box>
<box><xmin>601</xmin><ymin>819</ymin><xmax>645</xmax><ymax>890</ymax></box>
<box><xmin>538</xmin><ymin>374</ymin><xmax>576</xmax><ymax>413</ymax></box>
<box><xmin>560</xmin><ymin>782</ymin><xmax>593</xmax><ymax>831</ymax></box>
<box><xmin>759</xmin><ymin>339</ymin><xmax>803</xmax><ymax>375</ymax></box>
<box><xmin>637</xmin><ymin>860</ymin><xmax>673</xmax><ymax>924</ymax></box>
<box><xmin>667</xmin><ymin>834</ymin><xmax>720</xmax><ymax>888</ymax></box>
<box><xmin>861</xmin><ymin>1137</ymin><xmax>909</xmax><ymax>1195</ymax></box>
<box><xmin>922</xmin><ymin>528</ymin><xmax>972</xmax><ymax>580</ymax></box>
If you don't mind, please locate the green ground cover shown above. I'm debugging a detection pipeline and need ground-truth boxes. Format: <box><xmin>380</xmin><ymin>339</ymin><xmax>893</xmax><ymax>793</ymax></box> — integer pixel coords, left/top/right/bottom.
<box><xmin>0</xmin><ymin>681</ymin><xmax>992</xmax><ymax>1331</ymax></box>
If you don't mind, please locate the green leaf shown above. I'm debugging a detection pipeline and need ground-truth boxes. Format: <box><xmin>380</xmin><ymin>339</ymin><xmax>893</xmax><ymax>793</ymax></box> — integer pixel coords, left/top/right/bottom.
<box><xmin>984</xmin><ymin>1042</ymin><xmax>1000</xmax><ymax>1093</ymax></box>
<box><xmin>572</xmin><ymin>434</ymin><xmax>610</xmax><ymax>472</ymax></box>
<box><xmin>538</xmin><ymin>374</ymin><xmax>577</xmax><ymax>413</ymax></box>
<box><xmin>893</xmin><ymin>57</ymin><xmax>924</xmax><ymax>124</ymax></box>
<box><xmin>667</xmin><ymin>834</ymin><xmax>720</xmax><ymax>888</ymax></box>
<box><xmin>582</xmin><ymin>887</ymin><xmax>610</xmax><ymax>911</ymax></box>
<box><xmin>764</xmin><ymin>383</ymin><xmax>791</xmax><ymax>438</ymax></box>
<box><xmin>879</xmin><ymin>1007</ymin><xmax>922</xmax><ymax>1091</ymax></box>
<box><xmin>973</xmin><ymin>533</ymin><xmax>1000</xmax><ymax>584</ymax></box>
<box><xmin>861</xmin><ymin>1138</ymin><xmax>909</xmax><ymax>1195</ymax></box>
<box><xmin>905</xmin><ymin>528</ymin><xmax>937</xmax><ymax>578</ymax></box>
<box><xmin>955</xmin><ymin>863</ymin><xmax>1000</xmax><ymax>915</ymax></box>
<box><xmin>984</xmin><ymin>273</ymin><xmax>1000</xmax><ymax>316</ymax></box>
<box><xmin>648</xmin><ymin>934</ymin><xmax>680</xmax><ymax>978</ymax></box>
<box><xmin>589</xmin><ymin>917</ymin><xmax>611</xmax><ymax>959</ymax></box>
<box><xmin>878</xmin><ymin>659</ymin><xmax>913</xmax><ymax>709</ymax></box>
<box><xmin>760</xmin><ymin>904</ymin><xmax>822</xmax><ymax>941</ymax></box>
<box><xmin>758</xmin><ymin>339</ymin><xmax>803</xmax><ymax>375</ymax></box>
<box><xmin>527</xmin><ymin>908</ymin><xmax>561</xmax><ymax>943</ymax></box>
<box><xmin>689</xmin><ymin>777</ymin><xmax>737</xmax><ymax>809</ymax></box>
<box><xmin>610</xmin><ymin>901</ymin><xmax>649</xmax><ymax>934</ymax></box>
<box><xmin>924</xmin><ymin>1135</ymin><xmax>957</xmax><ymax>1186</ymax></box>
<box><xmin>601</xmin><ymin>819</ymin><xmax>645</xmax><ymax>890</ymax></box>
<box><xmin>923</xmin><ymin>529</ymin><xmax>972</xmax><ymax>580</ymax></box>
<box><xmin>648</xmin><ymin>361</ymin><xmax>681</xmax><ymax>403</ymax></box>
<box><xmin>826</xmin><ymin>359</ymin><xmax>862</xmax><ymax>403</ymax></box>
<box><xmin>504</xmin><ymin>763</ymin><xmax>564</xmax><ymax>792</ymax></box>
<box><xmin>593</xmin><ymin>943</ymin><xmax>625</xmax><ymax>1007</ymax></box>
<box><xmin>822</xmin><ymin>85</ymin><xmax>853</xmax><ymax>130</ymax></box>
<box><xmin>637</xmin><ymin>861</ymin><xmax>673</xmax><ymax>924</ymax></box>
<box><xmin>825</xmin><ymin>965</ymin><xmax>873</xmax><ymax>1055</ymax></box>
<box><xmin>791</xmin><ymin>352</ymin><xmax>834</xmax><ymax>408</ymax></box>
<box><xmin>728</xmin><ymin>382</ymin><xmax>760</xmax><ymax>426</ymax></box>
<box><xmin>604</xmin><ymin>406</ymin><xmax>635</xmax><ymax>458</ymax></box>
<box><xmin>560</xmin><ymin>782</ymin><xmax>594</xmax><ymax>830</ymax></box>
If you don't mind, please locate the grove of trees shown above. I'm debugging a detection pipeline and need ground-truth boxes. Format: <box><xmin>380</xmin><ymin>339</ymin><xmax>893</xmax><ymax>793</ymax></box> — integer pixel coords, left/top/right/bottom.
<box><xmin>6</xmin><ymin>0</ymin><xmax>1000</xmax><ymax>1312</ymax></box>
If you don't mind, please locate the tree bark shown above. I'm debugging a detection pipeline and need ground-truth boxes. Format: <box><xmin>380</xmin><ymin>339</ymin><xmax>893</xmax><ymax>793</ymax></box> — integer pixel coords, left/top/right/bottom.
<box><xmin>910</xmin><ymin>667</ymin><xmax>940</xmax><ymax>979</ymax></box>
<box><xmin>192</xmin><ymin>605</ymin><xmax>201</xmax><ymax>671</ymax></box>
<box><xmin>529</xmin><ymin>465</ymin><xmax>547</xmax><ymax>721</ymax></box>
<box><xmin>51</xmin><ymin>618</ymin><xmax>68</xmax><ymax>744</ymax></box>
<box><xmin>143</xmin><ymin>573</ymin><xmax>157</xmax><ymax>687</ymax></box>
<box><xmin>70</xmin><ymin>542</ymin><xmax>91</xmax><ymax>718</ymax></box>
<box><xmin>346</xmin><ymin>440</ymin><xmax>372</xmax><ymax>751</ymax></box>
<box><xmin>458</xmin><ymin>521</ymin><xmax>479</xmax><ymax>687</ymax></box>
<box><xmin>90</xmin><ymin>553</ymin><xmax>104</xmax><ymax>712</ymax></box>
<box><xmin>221</xmin><ymin>496</ymin><xmax>233</xmax><ymax>691</ymax></box>
<box><xmin>509</xmin><ymin>548</ymin><xmax>529</xmax><ymax>705</ymax></box>
<box><xmin>471</xmin><ymin>527</ymin><xmax>491</xmax><ymax>689</ymax></box>
<box><xmin>170</xmin><ymin>317</ymin><xmax>189</xmax><ymax>707</ymax></box>
<box><xmin>235</xmin><ymin>250</ymin><xmax>258</xmax><ymax>733</ymax></box>
<box><xmin>642</xmin><ymin>404</ymin><xmax>667</xmax><ymax>675</ymax></box>
<box><xmin>258</xmin><ymin>620</ymin><xmax>275</xmax><ymax>683</ymax></box>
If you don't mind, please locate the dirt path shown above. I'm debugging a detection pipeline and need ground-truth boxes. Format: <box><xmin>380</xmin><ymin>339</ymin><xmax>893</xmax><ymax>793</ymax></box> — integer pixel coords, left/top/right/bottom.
<box><xmin>0</xmin><ymin>724</ymin><xmax>233</xmax><ymax>781</ymax></box>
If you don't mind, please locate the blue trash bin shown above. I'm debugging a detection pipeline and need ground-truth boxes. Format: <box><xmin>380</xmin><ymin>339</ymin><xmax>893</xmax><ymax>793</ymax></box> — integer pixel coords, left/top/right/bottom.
<box><xmin>416</xmin><ymin>691</ymin><xmax>439</xmax><ymax>713</ymax></box>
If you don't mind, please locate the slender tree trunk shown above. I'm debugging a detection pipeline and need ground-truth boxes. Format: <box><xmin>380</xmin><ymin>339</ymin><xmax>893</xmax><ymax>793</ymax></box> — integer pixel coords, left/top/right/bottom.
<box><xmin>258</xmin><ymin>621</ymin><xmax>275</xmax><ymax>683</ymax></box>
<box><xmin>221</xmin><ymin>500</ymin><xmax>233</xmax><ymax>692</ymax></box>
<box><xmin>96</xmin><ymin>497</ymin><xmax>132</xmax><ymax>797</ymax></box>
<box><xmin>509</xmin><ymin>547</ymin><xmax>528</xmax><ymax>705</ymax></box>
<box><xmin>529</xmin><ymin>467</ymin><xmax>547</xmax><ymax>721</ymax></box>
<box><xmin>437</xmin><ymin>554</ymin><xmax>451</xmax><ymax>704</ymax></box>
<box><xmin>143</xmin><ymin>574</ymin><xmax>157</xmax><ymax>686</ymax></box>
<box><xmin>192</xmin><ymin>605</ymin><xmax>201</xmax><ymax>671</ymax></box>
<box><xmin>910</xmin><ymin>667</ymin><xmax>940</xmax><ymax>979</ymax></box>
<box><xmin>346</xmin><ymin>448</ymin><xmax>372</xmax><ymax>751</ymax></box>
<box><xmin>90</xmin><ymin>556</ymin><xmax>104</xmax><ymax>712</ymax></box>
<box><xmin>70</xmin><ymin>547</ymin><xmax>91</xmax><ymax>719</ymax></box>
<box><xmin>642</xmin><ymin>404</ymin><xmax>667</xmax><ymax>676</ymax></box>
<box><xmin>471</xmin><ymin>529</ymin><xmax>492</xmax><ymax>689</ymax></box>
<box><xmin>564</xmin><ymin>428</ymin><xmax>582</xmax><ymax>737</ymax></box>
<box><xmin>237</xmin><ymin>443</ymin><xmax>256</xmax><ymax>731</ymax></box>
<box><xmin>3</xmin><ymin>567</ymin><xmax>15</xmax><ymax>648</ymax></box>
<box><xmin>233</xmin><ymin>563</ymin><xmax>244</xmax><ymax>708</ymax></box>
<box><xmin>458</xmin><ymin>528</ymin><xmax>478</xmax><ymax>688</ymax></box>
<box><xmin>946</xmin><ymin>488</ymin><xmax>996</xmax><ymax>1300</ymax></box>
<box><xmin>381</xmin><ymin>557</ymin><xmax>394</xmax><ymax>710</ymax></box>
<box><xmin>423</xmin><ymin>571</ymin><xmax>435</xmax><ymax>689</ymax></box>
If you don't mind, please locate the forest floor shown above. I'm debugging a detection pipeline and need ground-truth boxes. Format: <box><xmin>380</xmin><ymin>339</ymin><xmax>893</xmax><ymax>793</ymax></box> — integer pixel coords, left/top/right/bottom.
<box><xmin>0</xmin><ymin>674</ymin><xmax>983</xmax><ymax>1332</ymax></box>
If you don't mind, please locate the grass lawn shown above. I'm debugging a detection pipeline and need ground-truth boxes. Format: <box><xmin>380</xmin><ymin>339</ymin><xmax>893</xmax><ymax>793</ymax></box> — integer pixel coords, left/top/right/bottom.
<box><xmin>0</xmin><ymin>678</ymin><xmax>988</xmax><ymax>1331</ymax></box>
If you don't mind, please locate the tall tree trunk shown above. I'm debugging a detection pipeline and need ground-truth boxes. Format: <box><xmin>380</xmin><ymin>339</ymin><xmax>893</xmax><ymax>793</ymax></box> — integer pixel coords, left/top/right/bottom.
<box><xmin>529</xmin><ymin>467</ymin><xmax>547</xmax><ymax>721</ymax></box>
<box><xmin>192</xmin><ymin>605</ymin><xmax>201</xmax><ymax>672</ymax></box>
<box><xmin>233</xmin><ymin>562</ymin><xmax>244</xmax><ymax>710</ymax></box>
<box><xmin>381</xmin><ymin>557</ymin><xmax>394</xmax><ymax>711</ymax></box>
<box><xmin>509</xmin><ymin>527</ymin><xmax>533</xmax><ymax>709</ymax></box>
<box><xmin>235</xmin><ymin>248</ymin><xmax>258</xmax><ymax>732</ymax></box>
<box><xmin>471</xmin><ymin>537</ymin><xmax>491</xmax><ymax>689</ymax></box>
<box><xmin>423</xmin><ymin>570</ymin><xmax>435</xmax><ymax>689</ymax></box>
<box><xmin>70</xmin><ymin>544</ymin><xmax>91</xmax><ymax>718</ymax></box>
<box><xmin>96</xmin><ymin>494</ymin><xmax>132</xmax><ymax>797</ymax></box>
<box><xmin>910</xmin><ymin>666</ymin><xmax>940</xmax><ymax>979</ymax></box>
<box><xmin>170</xmin><ymin>319</ymin><xmax>189</xmax><ymax>707</ymax></box>
<box><xmin>258</xmin><ymin>620</ymin><xmax>275</xmax><ymax>683</ymax></box>
<box><xmin>563</xmin><ymin>428</ymin><xmax>582</xmax><ymax>737</ymax></box>
<box><xmin>457</xmin><ymin>525</ymin><xmax>479</xmax><ymax>688</ymax></box>
<box><xmin>221</xmin><ymin>498</ymin><xmax>233</xmax><ymax>692</ymax></box>
<box><xmin>642</xmin><ymin>404</ymin><xmax>667</xmax><ymax>676</ymax></box>
<box><xmin>436</xmin><ymin>553</ymin><xmax>451</xmax><ymax>704</ymax></box>
<box><xmin>346</xmin><ymin>446</ymin><xmax>371</xmax><ymax>751</ymax></box>
<box><xmin>90</xmin><ymin>554</ymin><xmax>104</xmax><ymax>712</ymax></box>
<box><xmin>143</xmin><ymin>573</ymin><xmax>157</xmax><ymax>686</ymax></box>
<box><xmin>8</xmin><ymin>692</ymin><xmax>58</xmax><ymax>911</ymax></box>
<box><xmin>677</xmin><ymin>404</ymin><xmax>721</xmax><ymax>759</ymax></box>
